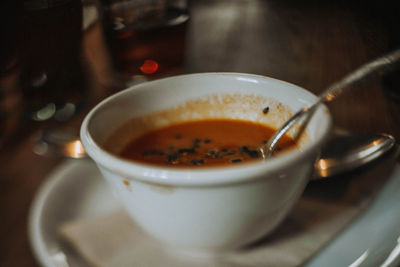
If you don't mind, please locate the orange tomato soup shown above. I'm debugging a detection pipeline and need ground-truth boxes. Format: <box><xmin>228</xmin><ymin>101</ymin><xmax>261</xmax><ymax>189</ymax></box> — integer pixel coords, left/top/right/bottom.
<box><xmin>119</xmin><ymin>119</ymin><xmax>297</xmax><ymax>167</ymax></box>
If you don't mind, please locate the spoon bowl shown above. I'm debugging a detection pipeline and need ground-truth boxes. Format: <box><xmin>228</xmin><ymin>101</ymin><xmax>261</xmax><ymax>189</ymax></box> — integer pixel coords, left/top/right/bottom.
<box><xmin>313</xmin><ymin>132</ymin><xmax>396</xmax><ymax>179</ymax></box>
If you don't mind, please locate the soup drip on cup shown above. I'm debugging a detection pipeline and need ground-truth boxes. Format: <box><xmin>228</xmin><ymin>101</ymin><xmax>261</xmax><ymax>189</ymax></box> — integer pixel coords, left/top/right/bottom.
<box><xmin>80</xmin><ymin>73</ymin><xmax>332</xmax><ymax>252</ymax></box>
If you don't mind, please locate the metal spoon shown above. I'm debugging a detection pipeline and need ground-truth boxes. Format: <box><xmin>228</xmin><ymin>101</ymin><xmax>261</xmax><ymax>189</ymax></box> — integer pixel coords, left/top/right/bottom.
<box><xmin>262</xmin><ymin>49</ymin><xmax>400</xmax><ymax>158</ymax></box>
<box><xmin>313</xmin><ymin>132</ymin><xmax>395</xmax><ymax>179</ymax></box>
<box><xmin>34</xmin><ymin>128</ymin><xmax>395</xmax><ymax>179</ymax></box>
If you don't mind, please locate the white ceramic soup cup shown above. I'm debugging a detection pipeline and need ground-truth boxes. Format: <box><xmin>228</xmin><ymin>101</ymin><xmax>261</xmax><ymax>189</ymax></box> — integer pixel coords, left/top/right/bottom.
<box><xmin>80</xmin><ymin>73</ymin><xmax>332</xmax><ymax>253</ymax></box>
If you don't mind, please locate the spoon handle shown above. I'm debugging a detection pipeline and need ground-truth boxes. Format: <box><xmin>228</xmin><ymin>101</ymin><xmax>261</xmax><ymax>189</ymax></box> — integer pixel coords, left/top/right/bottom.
<box><xmin>320</xmin><ymin>49</ymin><xmax>400</xmax><ymax>103</ymax></box>
<box><xmin>263</xmin><ymin>49</ymin><xmax>400</xmax><ymax>158</ymax></box>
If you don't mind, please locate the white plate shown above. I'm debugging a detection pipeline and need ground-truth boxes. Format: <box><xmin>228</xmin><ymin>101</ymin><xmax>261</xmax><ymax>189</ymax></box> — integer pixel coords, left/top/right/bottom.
<box><xmin>305</xmin><ymin>163</ymin><xmax>400</xmax><ymax>267</ymax></box>
<box><xmin>29</xmin><ymin>159</ymin><xmax>400</xmax><ymax>267</ymax></box>
<box><xmin>29</xmin><ymin>159</ymin><xmax>122</xmax><ymax>267</ymax></box>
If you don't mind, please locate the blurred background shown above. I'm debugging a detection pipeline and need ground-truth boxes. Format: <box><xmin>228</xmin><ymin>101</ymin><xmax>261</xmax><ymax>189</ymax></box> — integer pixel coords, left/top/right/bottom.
<box><xmin>0</xmin><ymin>0</ymin><xmax>399</xmax><ymax>266</ymax></box>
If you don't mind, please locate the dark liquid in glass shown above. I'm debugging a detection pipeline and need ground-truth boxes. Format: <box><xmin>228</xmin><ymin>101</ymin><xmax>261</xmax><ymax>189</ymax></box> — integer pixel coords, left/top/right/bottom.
<box><xmin>107</xmin><ymin>7</ymin><xmax>189</xmax><ymax>79</ymax></box>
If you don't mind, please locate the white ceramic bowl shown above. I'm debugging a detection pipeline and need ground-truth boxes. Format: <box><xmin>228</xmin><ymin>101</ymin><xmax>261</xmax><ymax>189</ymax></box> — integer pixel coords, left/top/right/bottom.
<box><xmin>80</xmin><ymin>73</ymin><xmax>332</xmax><ymax>253</ymax></box>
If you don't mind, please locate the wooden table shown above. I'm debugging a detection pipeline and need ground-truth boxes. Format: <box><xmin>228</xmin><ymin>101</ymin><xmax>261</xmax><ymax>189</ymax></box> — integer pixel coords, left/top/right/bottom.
<box><xmin>1</xmin><ymin>0</ymin><xmax>399</xmax><ymax>265</ymax></box>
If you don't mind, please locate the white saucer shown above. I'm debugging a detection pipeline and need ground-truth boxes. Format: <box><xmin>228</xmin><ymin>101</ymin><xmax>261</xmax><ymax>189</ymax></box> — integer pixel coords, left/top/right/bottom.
<box><xmin>306</xmin><ymin>162</ymin><xmax>400</xmax><ymax>267</ymax></box>
<box><xmin>29</xmin><ymin>159</ymin><xmax>400</xmax><ymax>267</ymax></box>
<box><xmin>29</xmin><ymin>159</ymin><xmax>122</xmax><ymax>267</ymax></box>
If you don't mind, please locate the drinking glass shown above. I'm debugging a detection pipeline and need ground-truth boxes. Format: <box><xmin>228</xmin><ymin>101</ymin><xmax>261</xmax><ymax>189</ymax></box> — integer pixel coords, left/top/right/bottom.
<box><xmin>101</xmin><ymin>0</ymin><xmax>189</xmax><ymax>80</ymax></box>
<box><xmin>21</xmin><ymin>0</ymin><xmax>88</xmax><ymax>122</ymax></box>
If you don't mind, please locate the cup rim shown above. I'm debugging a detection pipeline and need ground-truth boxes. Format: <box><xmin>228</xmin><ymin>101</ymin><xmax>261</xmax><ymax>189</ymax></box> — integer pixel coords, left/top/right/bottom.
<box><xmin>80</xmin><ymin>72</ymin><xmax>332</xmax><ymax>186</ymax></box>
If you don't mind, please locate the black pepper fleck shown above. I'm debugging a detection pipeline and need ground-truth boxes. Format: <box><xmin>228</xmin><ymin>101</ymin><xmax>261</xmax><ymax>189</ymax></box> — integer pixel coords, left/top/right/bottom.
<box><xmin>240</xmin><ymin>146</ymin><xmax>260</xmax><ymax>158</ymax></box>
<box><xmin>207</xmin><ymin>150</ymin><xmax>216</xmax><ymax>155</ymax></box>
<box><xmin>167</xmin><ymin>153</ymin><xmax>179</xmax><ymax>163</ymax></box>
<box><xmin>178</xmin><ymin>148</ymin><xmax>196</xmax><ymax>154</ymax></box>
<box><xmin>240</xmin><ymin>146</ymin><xmax>249</xmax><ymax>152</ymax></box>
<box><xmin>223</xmin><ymin>151</ymin><xmax>236</xmax><ymax>156</ymax></box>
<box><xmin>193</xmin><ymin>138</ymin><xmax>201</xmax><ymax>144</ymax></box>
<box><xmin>191</xmin><ymin>159</ymin><xmax>205</xmax><ymax>165</ymax></box>
<box><xmin>247</xmin><ymin>149</ymin><xmax>260</xmax><ymax>158</ymax></box>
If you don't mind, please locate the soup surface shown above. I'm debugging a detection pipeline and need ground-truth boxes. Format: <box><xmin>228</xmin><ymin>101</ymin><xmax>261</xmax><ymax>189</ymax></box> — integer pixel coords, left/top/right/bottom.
<box><xmin>119</xmin><ymin>119</ymin><xmax>297</xmax><ymax>167</ymax></box>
